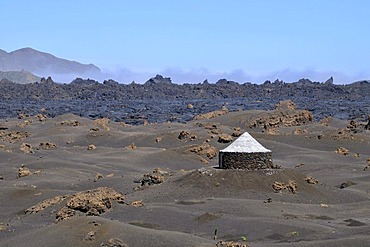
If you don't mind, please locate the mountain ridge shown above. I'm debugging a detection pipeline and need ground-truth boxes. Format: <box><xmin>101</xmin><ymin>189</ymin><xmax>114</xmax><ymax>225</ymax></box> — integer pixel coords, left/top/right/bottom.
<box><xmin>0</xmin><ymin>47</ymin><xmax>100</xmax><ymax>79</ymax></box>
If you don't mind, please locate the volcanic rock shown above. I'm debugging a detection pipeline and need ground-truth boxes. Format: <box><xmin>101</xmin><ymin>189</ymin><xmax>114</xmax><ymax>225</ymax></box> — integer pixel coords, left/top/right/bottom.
<box><xmin>55</xmin><ymin>187</ymin><xmax>125</xmax><ymax>221</ymax></box>
<box><xmin>272</xmin><ymin>180</ymin><xmax>297</xmax><ymax>194</ymax></box>
<box><xmin>0</xmin><ymin>130</ymin><xmax>29</xmax><ymax>143</ymax></box>
<box><xmin>193</xmin><ymin>107</ymin><xmax>229</xmax><ymax>120</ymax></box>
<box><xmin>335</xmin><ymin>147</ymin><xmax>349</xmax><ymax>155</ymax></box>
<box><xmin>188</xmin><ymin>143</ymin><xmax>217</xmax><ymax>159</ymax></box>
<box><xmin>100</xmin><ymin>238</ymin><xmax>127</xmax><ymax>247</ymax></box>
<box><xmin>17</xmin><ymin>164</ymin><xmax>32</xmax><ymax>178</ymax></box>
<box><xmin>20</xmin><ymin>143</ymin><xmax>34</xmax><ymax>153</ymax></box>
<box><xmin>145</xmin><ymin>74</ymin><xmax>172</xmax><ymax>85</ymax></box>
<box><xmin>39</xmin><ymin>142</ymin><xmax>57</xmax><ymax>150</ymax></box>
<box><xmin>218</xmin><ymin>134</ymin><xmax>233</xmax><ymax>143</ymax></box>
<box><xmin>87</xmin><ymin>144</ymin><xmax>97</xmax><ymax>150</ymax></box>
<box><xmin>275</xmin><ymin>100</ymin><xmax>297</xmax><ymax>110</ymax></box>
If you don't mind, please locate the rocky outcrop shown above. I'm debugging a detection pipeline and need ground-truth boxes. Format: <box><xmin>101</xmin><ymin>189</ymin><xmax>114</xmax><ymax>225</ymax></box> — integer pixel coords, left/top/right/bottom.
<box><xmin>56</xmin><ymin>187</ymin><xmax>124</xmax><ymax>221</ymax></box>
<box><xmin>39</xmin><ymin>142</ymin><xmax>57</xmax><ymax>150</ymax></box>
<box><xmin>275</xmin><ymin>100</ymin><xmax>297</xmax><ymax>110</ymax></box>
<box><xmin>0</xmin><ymin>130</ymin><xmax>29</xmax><ymax>143</ymax></box>
<box><xmin>218</xmin><ymin>134</ymin><xmax>233</xmax><ymax>143</ymax></box>
<box><xmin>335</xmin><ymin>147</ymin><xmax>349</xmax><ymax>155</ymax></box>
<box><xmin>0</xmin><ymin>76</ymin><xmax>369</xmax><ymax>123</ymax></box>
<box><xmin>25</xmin><ymin>187</ymin><xmax>125</xmax><ymax>222</ymax></box>
<box><xmin>193</xmin><ymin>106</ymin><xmax>229</xmax><ymax>120</ymax></box>
<box><xmin>17</xmin><ymin>164</ymin><xmax>32</xmax><ymax>178</ymax></box>
<box><xmin>272</xmin><ymin>180</ymin><xmax>297</xmax><ymax>194</ymax></box>
<box><xmin>248</xmin><ymin>102</ymin><xmax>314</xmax><ymax>129</ymax></box>
<box><xmin>135</xmin><ymin>168</ymin><xmax>169</xmax><ymax>187</ymax></box>
<box><xmin>20</xmin><ymin>143</ymin><xmax>34</xmax><ymax>153</ymax></box>
<box><xmin>188</xmin><ymin>143</ymin><xmax>217</xmax><ymax>159</ymax></box>
<box><xmin>145</xmin><ymin>74</ymin><xmax>172</xmax><ymax>85</ymax></box>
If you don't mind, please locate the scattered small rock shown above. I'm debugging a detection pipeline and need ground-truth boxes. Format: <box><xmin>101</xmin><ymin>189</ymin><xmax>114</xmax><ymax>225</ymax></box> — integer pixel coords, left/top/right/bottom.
<box><xmin>178</xmin><ymin>130</ymin><xmax>190</xmax><ymax>140</ymax></box>
<box><xmin>211</xmin><ymin>128</ymin><xmax>222</xmax><ymax>135</ymax></box>
<box><xmin>87</xmin><ymin>144</ymin><xmax>96</xmax><ymax>150</ymax></box>
<box><xmin>275</xmin><ymin>100</ymin><xmax>297</xmax><ymax>110</ymax></box>
<box><xmin>84</xmin><ymin>231</ymin><xmax>96</xmax><ymax>241</ymax></box>
<box><xmin>304</xmin><ymin>176</ymin><xmax>319</xmax><ymax>185</ymax></box>
<box><xmin>218</xmin><ymin>134</ymin><xmax>233</xmax><ymax>143</ymax></box>
<box><xmin>25</xmin><ymin>195</ymin><xmax>69</xmax><ymax>214</ymax></box>
<box><xmin>136</xmin><ymin>168</ymin><xmax>168</xmax><ymax>187</ymax></box>
<box><xmin>320</xmin><ymin>203</ymin><xmax>329</xmax><ymax>208</ymax></box>
<box><xmin>187</xmin><ymin>103</ymin><xmax>194</xmax><ymax>109</ymax></box>
<box><xmin>263</xmin><ymin>198</ymin><xmax>272</xmax><ymax>203</ymax></box>
<box><xmin>272</xmin><ymin>180</ymin><xmax>297</xmax><ymax>194</ymax></box>
<box><xmin>216</xmin><ymin>240</ymin><xmax>249</xmax><ymax>247</ymax></box>
<box><xmin>20</xmin><ymin>143</ymin><xmax>34</xmax><ymax>154</ymax></box>
<box><xmin>232</xmin><ymin>130</ymin><xmax>242</xmax><ymax>137</ymax></box>
<box><xmin>130</xmin><ymin>200</ymin><xmax>144</xmax><ymax>207</ymax></box>
<box><xmin>178</xmin><ymin>130</ymin><xmax>197</xmax><ymax>141</ymax></box>
<box><xmin>17</xmin><ymin>120</ymin><xmax>32</xmax><ymax>128</ymax></box>
<box><xmin>100</xmin><ymin>238</ymin><xmax>127</xmax><ymax>247</ymax></box>
<box><xmin>293</xmin><ymin>128</ymin><xmax>307</xmax><ymax>135</ymax></box>
<box><xmin>94</xmin><ymin>173</ymin><xmax>104</xmax><ymax>182</ymax></box>
<box><xmin>39</xmin><ymin>142</ymin><xmax>57</xmax><ymax>150</ymax></box>
<box><xmin>335</xmin><ymin>147</ymin><xmax>349</xmax><ymax>155</ymax></box>
<box><xmin>125</xmin><ymin>143</ymin><xmax>137</xmax><ymax>150</ymax></box>
<box><xmin>265</xmin><ymin>128</ymin><xmax>278</xmax><ymax>135</ymax></box>
<box><xmin>295</xmin><ymin>163</ymin><xmax>305</xmax><ymax>168</ymax></box>
<box><xmin>198</xmin><ymin>167</ymin><xmax>213</xmax><ymax>176</ymax></box>
<box><xmin>60</xmin><ymin>120</ymin><xmax>80</xmax><ymax>126</ymax></box>
<box><xmin>155</xmin><ymin>137</ymin><xmax>162</xmax><ymax>143</ymax></box>
<box><xmin>188</xmin><ymin>143</ymin><xmax>217</xmax><ymax>159</ymax></box>
<box><xmin>94</xmin><ymin>118</ymin><xmax>110</xmax><ymax>131</ymax></box>
<box><xmin>35</xmin><ymin>113</ymin><xmax>47</xmax><ymax>122</ymax></box>
<box><xmin>18</xmin><ymin>113</ymin><xmax>28</xmax><ymax>119</ymax></box>
<box><xmin>193</xmin><ymin>107</ymin><xmax>229</xmax><ymax>120</ymax></box>
<box><xmin>0</xmin><ymin>130</ymin><xmax>29</xmax><ymax>143</ymax></box>
<box><xmin>0</xmin><ymin>224</ymin><xmax>7</xmax><ymax>231</ymax></box>
<box><xmin>364</xmin><ymin>159</ymin><xmax>370</xmax><ymax>171</ymax></box>
<box><xmin>339</xmin><ymin>181</ymin><xmax>356</xmax><ymax>189</ymax></box>
<box><xmin>17</xmin><ymin>164</ymin><xmax>32</xmax><ymax>178</ymax></box>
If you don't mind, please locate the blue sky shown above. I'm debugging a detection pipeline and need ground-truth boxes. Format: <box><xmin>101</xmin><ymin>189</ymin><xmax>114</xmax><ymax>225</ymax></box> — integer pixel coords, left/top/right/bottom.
<box><xmin>1</xmin><ymin>0</ymin><xmax>370</xmax><ymax>83</ymax></box>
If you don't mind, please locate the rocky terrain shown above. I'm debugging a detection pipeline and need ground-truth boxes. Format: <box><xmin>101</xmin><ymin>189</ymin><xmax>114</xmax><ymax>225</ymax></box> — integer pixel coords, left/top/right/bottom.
<box><xmin>0</xmin><ymin>104</ymin><xmax>369</xmax><ymax>246</ymax></box>
<box><xmin>0</xmin><ymin>75</ymin><xmax>369</xmax><ymax>124</ymax></box>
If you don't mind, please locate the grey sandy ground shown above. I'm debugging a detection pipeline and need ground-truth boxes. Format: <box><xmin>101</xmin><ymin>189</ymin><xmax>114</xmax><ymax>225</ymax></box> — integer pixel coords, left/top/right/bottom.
<box><xmin>0</xmin><ymin>111</ymin><xmax>369</xmax><ymax>246</ymax></box>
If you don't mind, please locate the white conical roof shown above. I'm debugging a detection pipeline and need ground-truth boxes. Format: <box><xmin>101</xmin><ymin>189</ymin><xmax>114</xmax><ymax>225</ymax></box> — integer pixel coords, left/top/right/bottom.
<box><xmin>220</xmin><ymin>132</ymin><xmax>271</xmax><ymax>153</ymax></box>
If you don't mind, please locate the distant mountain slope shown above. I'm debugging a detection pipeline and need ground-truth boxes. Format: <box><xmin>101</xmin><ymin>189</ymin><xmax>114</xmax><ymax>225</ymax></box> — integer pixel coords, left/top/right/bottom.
<box><xmin>0</xmin><ymin>47</ymin><xmax>101</xmax><ymax>78</ymax></box>
<box><xmin>0</xmin><ymin>70</ymin><xmax>41</xmax><ymax>84</ymax></box>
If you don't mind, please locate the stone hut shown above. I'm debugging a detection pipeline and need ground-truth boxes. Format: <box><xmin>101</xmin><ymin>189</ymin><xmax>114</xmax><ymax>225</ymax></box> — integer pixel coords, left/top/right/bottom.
<box><xmin>219</xmin><ymin>132</ymin><xmax>273</xmax><ymax>169</ymax></box>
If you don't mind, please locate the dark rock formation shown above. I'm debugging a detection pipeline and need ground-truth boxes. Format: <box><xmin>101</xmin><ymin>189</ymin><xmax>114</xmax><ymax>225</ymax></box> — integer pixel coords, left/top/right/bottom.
<box><xmin>325</xmin><ymin>76</ymin><xmax>334</xmax><ymax>85</ymax></box>
<box><xmin>0</xmin><ymin>76</ymin><xmax>369</xmax><ymax>124</ymax></box>
<box><xmin>145</xmin><ymin>74</ymin><xmax>172</xmax><ymax>85</ymax></box>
